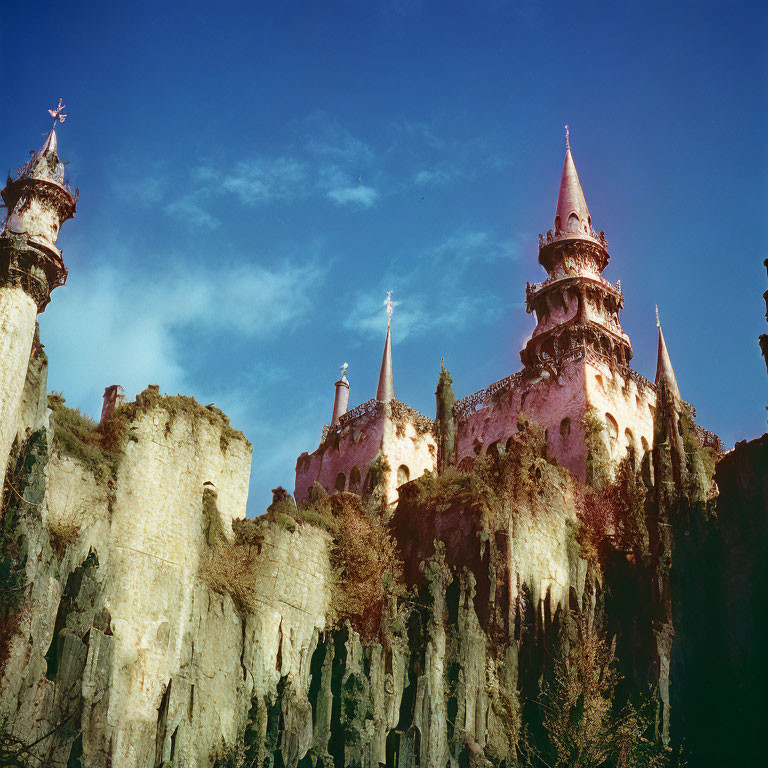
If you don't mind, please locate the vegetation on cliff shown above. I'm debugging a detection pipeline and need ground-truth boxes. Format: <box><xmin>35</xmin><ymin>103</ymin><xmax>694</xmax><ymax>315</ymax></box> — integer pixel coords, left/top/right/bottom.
<box><xmin>48</xmin><ymin>386</ymin><xmax>251</xmax><ymax>489</ymax></box>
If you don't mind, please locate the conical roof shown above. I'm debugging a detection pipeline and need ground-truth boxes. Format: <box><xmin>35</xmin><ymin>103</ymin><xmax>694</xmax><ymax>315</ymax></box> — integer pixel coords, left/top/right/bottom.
<box><xmin>39</xmin><ymin>128</ymin><xmax>57</xmax><ymax>156</ymax></box>
<box><xmin>376</xmin><ymin>323</ymin><xmax>394</xmax><ymax>402</ymax></box>
<box><xmin>655</xmin><ymin>317</ymin><xmax>680</xmax><ymax>401</ymax></box>
<box><xmin>555</xmin><ymin>147</ymin><xmax>591</xmax><ymax>233</ymax></box>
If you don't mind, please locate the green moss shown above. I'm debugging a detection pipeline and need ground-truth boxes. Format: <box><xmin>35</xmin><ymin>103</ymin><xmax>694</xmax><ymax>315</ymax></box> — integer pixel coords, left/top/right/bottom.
<box><xmin>273</xmin><ymin>512</ymin><xmax>296</xmax><ymax>532</ymax></box>
<box><xmin>295</xmin><ymin>504</ymin><xmax>340</xmax><ymax>534</ymax></box>
<box><xmin>102</xmin><ymin>386</ymin><xmax>250</xmax><ymax>454</ymax></box>
<box><xmin>582</xmin><ymin>408</ymin><xmax>611</xmax><ymax>489</ymax></box>
<box><xmin>48</xmin><ymin>394</ymin><xmax>119</xmax><ymax>484</ymax></box>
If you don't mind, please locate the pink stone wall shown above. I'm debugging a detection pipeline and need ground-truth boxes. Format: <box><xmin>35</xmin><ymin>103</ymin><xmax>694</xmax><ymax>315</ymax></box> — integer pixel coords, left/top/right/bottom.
<box><xmin>583</xmin><ymin>360</ymin><xmax>656</xmax><ymax>468</ymax></box>
<box><xmin>294</xmin><ymin>405</ymin><xmax>438</xmax><ymax>506</ymax></box>
<box><xmin>455</xmin><ymin>358</ymin><xmax>658</xmax><ymax>482</ymax></box>
<box><xmin>294</xmin><ymin>411</ymin><xmax>384</xmax><ymax>503</ymax></box>
<box><xmin>455</xmin><ymin>361</ymin><xmax>589</xmax><ymax>479</ymax></box>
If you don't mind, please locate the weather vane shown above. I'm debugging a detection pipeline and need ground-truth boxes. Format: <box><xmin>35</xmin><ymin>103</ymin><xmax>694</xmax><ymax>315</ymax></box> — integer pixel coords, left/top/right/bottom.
<box><xmin>48</xmin><ymin>98</ymin><xmax>67</xmax><ymax>128</ymax></box>
<box><xmin>565</xmin><ymin>124</ymin><xmax>570</xmax><ymax>151</ymax></box>
<box><xmin>340</xmin><ymin>362</ymin><xmax>348</xmax><ymax>379</ymax></box>
<box><xmin>385</xmin><ymin>290</ymin><xmax>393</xmax><ymax>326</ymax></box>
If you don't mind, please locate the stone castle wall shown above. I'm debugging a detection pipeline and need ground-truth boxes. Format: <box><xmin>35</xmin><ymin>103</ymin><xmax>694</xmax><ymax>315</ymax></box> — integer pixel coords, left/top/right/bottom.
<box><xmin>295</xmin><ymin>403</ymin><xmax>437</xmax><ymax>506</ymax></box>
<box><xmin>294</xmin><ymin>408</ymin><xmax>384</xmax><ymax>501</ymax></box>
<box><xmin>455</xmin><ymin>360</ymin><xmax>589</xmax><ymax>478</ymax></box>
<box><xmin>455</xmin><ymin>355</ymin><xmax>657</xmax><ymax>481</ymax></box>
<box><xmin>0</xmin><ymin>286</ymin><xmax>38</xmax><ymax>480</ymax></box>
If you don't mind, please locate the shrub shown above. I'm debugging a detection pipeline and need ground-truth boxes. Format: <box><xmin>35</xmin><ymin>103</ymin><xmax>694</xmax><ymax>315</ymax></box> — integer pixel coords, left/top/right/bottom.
<box><xmin>522</xmin><ymin>609</ymin><xmax>679</xmax><ymax>768</ymax></box>
<box><xmin>200</xmin><ymin>542</ymin><xmax>261</xmax><ymax>613</ymax></box>
<box><xmin>47</xmin><ymin>511</ymin><xmax>81</xmax><ymax>559</ymax></box>
<box><xmin>326</xmin><ymin>493</ymin><xmax>403</xmax><ymax>642</ymax></box>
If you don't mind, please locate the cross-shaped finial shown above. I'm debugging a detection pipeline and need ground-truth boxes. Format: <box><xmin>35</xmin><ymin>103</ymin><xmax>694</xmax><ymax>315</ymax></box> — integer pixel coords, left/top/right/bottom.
<box><xmin>385</xmin><ymin>290</ymin><xmax>393</xmax><ymax>326</ymax></box>
<box><xmin>565</xmin><ymin>124</ymin><xmax>570</xmax><ymax>151</ymax></box>
<box><xmin>655</xmin><ymin>305</ymin><xmax>660</xmax><ymax>328</ymax></box>
<box><xmin>340</xmin><ymin>362</ymin><xmax>348</xmax><ymax>378</ymax></box>
<box><xmin>48</xmin><ymin>98</ymin><xmax>67</xmax><ymax>128</ymax></box>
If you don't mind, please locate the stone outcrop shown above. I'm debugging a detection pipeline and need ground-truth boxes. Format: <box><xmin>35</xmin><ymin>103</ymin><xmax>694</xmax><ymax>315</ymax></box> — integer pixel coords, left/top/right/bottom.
<box><xmin>0</xmin><ymin>325</ymin><xmax>764</xmax><ymax>768</ymax></box>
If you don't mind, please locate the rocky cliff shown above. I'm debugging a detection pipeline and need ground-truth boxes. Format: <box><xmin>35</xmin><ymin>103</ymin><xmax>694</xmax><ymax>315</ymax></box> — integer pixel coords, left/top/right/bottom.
<box><xmin>0</xmin><ymin>334</ymin><xmax>764</xmax><ymax>768</ymax></box>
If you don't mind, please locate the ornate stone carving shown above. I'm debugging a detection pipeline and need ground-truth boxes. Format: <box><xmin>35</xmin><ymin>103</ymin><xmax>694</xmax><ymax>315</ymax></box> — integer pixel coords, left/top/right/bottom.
<box><xmin>0</xmin><ymin>234</ymin><xmax>66</xmax><ymax>312</ymax></box>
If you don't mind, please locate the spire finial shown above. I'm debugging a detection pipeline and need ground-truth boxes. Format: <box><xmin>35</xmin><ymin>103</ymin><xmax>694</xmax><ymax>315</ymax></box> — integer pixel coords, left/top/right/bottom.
<box><xmin>48</xmin><ymin>98</ymin><xmax>67</xmax><ymax>129</ymax></box>
<box><xmin>656</xmin><ymin>305</ymin><xmax>660</xmax><ymax>328</ymax></box>
<box><xmin>385</xmin><ymin>290</ymin><xmax>393</xmax><ymax>328</ymax></box>
<box><xmin>565</xmin><ymin>124</ymin><xmax>570</xmax><ymax>151</ymax></box>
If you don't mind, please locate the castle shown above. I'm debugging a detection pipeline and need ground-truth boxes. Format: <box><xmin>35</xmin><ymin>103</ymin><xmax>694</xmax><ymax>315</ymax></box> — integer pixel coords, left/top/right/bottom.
<box><xmin>294</xmin><ymin>130</ymin><xmax>721</xmax><ymax>505</ymax></box>
<box><xmin>1</xmin><ymin>107</ymin><xmax>765</xmax><ymax>768</ymax></box>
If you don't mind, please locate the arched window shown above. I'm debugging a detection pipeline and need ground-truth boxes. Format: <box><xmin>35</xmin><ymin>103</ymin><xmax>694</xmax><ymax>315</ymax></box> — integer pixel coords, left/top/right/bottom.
<box><xmin>605</xmin><ymin>413</ymin><xmax>619</xmax><ymax>440</ymax></box>
<box><xmin>362</xmin><ymin>471</ymin><xmax>375</xmax><ymax>501</ymax></box>
<box><xmin>624</xmin><ymin>428</ymin><xmax>635</xmax><ymax>462</ymax></box>
<box><xmin>567</xmin><ymin>212</ymin><xmax>580</xmax><ymax>232</ymax></box>
<box><xmin>335</xmin><ymin>472</ymin><xmax>346</xmax><ymax>493</ymax></box>
<box><xmin>641</xmin><ymin>436</ymin><xmax>650</xmax><ymax>453</ymax></box>
<box><xmin>397</xmin><ymin>465</ymin><xmax>410</xmax><ymax>486</ymax></box>
<box><xmin>349</xmin><ymin>465</ymin><xmax>361</xmax><ymax>491</ymax></box>
<box><xmin>559</xmin><ymin>417</ymin><xmax>572</xmax><ymax>438</ymax></box>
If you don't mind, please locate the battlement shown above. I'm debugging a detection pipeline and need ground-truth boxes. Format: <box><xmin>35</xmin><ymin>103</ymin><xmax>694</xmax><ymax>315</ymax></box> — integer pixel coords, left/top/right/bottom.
<box><xmin>322</xmin><ymin>397</ymin><xmax>435</xmax><ymax>442</ymax></box>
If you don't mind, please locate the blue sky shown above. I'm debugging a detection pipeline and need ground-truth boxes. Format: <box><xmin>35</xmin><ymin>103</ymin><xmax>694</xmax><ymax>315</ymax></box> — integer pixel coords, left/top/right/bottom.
<box><xmin>1</xmin><ymin>1</ymin><xmax>765</xmax><ymax>512</ymax></box>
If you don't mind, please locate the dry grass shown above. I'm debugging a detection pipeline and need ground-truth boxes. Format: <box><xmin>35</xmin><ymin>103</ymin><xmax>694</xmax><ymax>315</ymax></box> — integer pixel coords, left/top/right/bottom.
<box><xmin>199</xmin><ymin>542</ymin><xmax>261</xmax><ymax>613</ymax></box>
<box><xmin>48</xmin><ymin>394</ymin><xmax>119</xmax><ymax>484</ymax></box>
<box><xmin>325</xmin><ymin>493</ymin><xmax>403</xmax><ymax>642</ymax></box>
<box><xmin>47</xmin><ymin>512</ymin><xmax>82</xmax><ymax>559</ymax></box>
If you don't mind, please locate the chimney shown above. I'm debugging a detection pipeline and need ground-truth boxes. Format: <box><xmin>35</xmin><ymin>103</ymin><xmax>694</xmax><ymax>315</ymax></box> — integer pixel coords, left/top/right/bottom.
<box><xmin>101</xmin><ymin>385</ymin><xmax>125</xmax><ymax>424</ymax></box>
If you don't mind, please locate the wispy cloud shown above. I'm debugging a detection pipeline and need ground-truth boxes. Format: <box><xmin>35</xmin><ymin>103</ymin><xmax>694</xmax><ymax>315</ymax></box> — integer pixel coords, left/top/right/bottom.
<box><xmin>424</xmin><ymin>230</ymin><xmax>521</xmax><ymax>270</ymax></box>
<box><xmin>318</xmin><ymin>164</ymin><xmax>379</xmax><ymax>208</ymax></box>
<box><xmin>164</xmin><ymin>193</ymin><xmax>220</xmax><ymax>229</ymax></box>
<box><xmin>40</xmin><ymin>250</ymin><xmax>328</xmax><ymax>410</ymax></box>
<box><xmin>221</xmin><ymin>156</ymin><xmax>309</xmax><ymax>205</ymax></box>
<box><xmin>302</xmin><ymin>111</ymin><xmax>374</xmax><ymax>164</ymax></box>
<box><xmin>341</xmin><ymin>229</ymin><xmax>516</xmax><ymax>343</ymax></box>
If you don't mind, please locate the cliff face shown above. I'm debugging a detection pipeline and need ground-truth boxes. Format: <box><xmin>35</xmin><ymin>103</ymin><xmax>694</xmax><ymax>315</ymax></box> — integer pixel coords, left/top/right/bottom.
<box><xmin>0</xmin><ymin>336</ymin><xmax>764</xmax><ymax>768</ymax></box>
<box><xmin>0</xmin><ymin>343</ymin><xmax>332</xmax><ymax>767</ymax></box>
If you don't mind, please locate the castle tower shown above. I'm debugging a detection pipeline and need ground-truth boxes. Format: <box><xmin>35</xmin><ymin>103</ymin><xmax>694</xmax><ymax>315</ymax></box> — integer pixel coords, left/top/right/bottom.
<box><xmin>295</xmin><ymin>292</ymin><xmax>437</xmax><ymax>506</ymax></box>
<box><xmin>452</xmin><ymin>129</ymin><xmax>659</xmax><ymax>480</ymax></box>
<box><xmin>330</xmin><ymin>364</ymin><xmax>350</xmax><ymax>426</ymax></box>
<box><xmin>0</xmin><ymin>102</ymin><xmax>76</xmax><ymax>477</ymax></box>
<box><xmin>523</xmin><ymin>128</ymin><xmax>630</xmax><ymax>369</ymax></box>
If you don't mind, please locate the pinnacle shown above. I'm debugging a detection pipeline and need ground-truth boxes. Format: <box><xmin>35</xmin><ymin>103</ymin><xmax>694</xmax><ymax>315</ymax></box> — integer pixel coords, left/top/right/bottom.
<box><xmin>555</xmin><ymin>146</ymin><xmax>591</xmax><ymax>234</ymax></box>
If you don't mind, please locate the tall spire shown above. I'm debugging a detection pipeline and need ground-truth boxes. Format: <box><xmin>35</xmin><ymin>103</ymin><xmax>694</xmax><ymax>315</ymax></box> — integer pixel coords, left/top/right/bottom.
<box><xmin>376</xmin><ymin>291</ymin><xmax>395</xmax><ymax>402</ymax></box>
<box><xmin>555</xmin><ymin>125</ymin><xmax>591</xmax><ymax>236</ymax></box>
<box><xmin>655</xmin><ymin>308</ymin><xmax>680</xmax><ymax>401</ymax></box>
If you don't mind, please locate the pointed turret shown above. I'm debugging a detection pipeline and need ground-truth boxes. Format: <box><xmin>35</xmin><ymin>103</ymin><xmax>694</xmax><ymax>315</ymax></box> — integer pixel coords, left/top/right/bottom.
<box><xmin>555</xmin><ymin>127</ymin><xmax>591</xmax><ymax>236</ymax></box>
<box><xmin>39</xmin><ymin>127</ymin><xmax>58</xmax><ymax>156</ymax></box>
<box><xmin>1</xmin><ymin>99</ymin><xmax>76</xmax><ymax>311</ymax></box>
<box><xmin>376</xmin><ymin>292</ymin><xmax>395</xmax><ymax>402</ymax></box>
<box><xmin>525</xmin><ymin>128</ymin><xmax>625</xmax><ymax>370</ymax></box>
<box><xmin>655</xmin><ymin>309</ymin><xmax>681</xmax><ymax>402</ymax></box>
<box><xmin>331</xmin><ymin>363</ymin><xmax>351</xmax><ymax>426</ymax></box>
